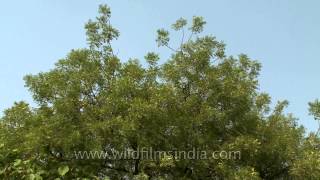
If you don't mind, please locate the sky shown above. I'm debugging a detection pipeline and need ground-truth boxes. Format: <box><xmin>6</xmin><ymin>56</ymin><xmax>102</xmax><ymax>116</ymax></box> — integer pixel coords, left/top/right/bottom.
<box><xmin>0</xmin><ymin>0</ymin><xmax>319</xmax><ymax>132</ymax></box>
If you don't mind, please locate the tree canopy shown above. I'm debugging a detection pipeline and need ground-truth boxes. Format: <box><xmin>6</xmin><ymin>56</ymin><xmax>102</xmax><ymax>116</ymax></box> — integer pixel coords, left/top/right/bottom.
<box><xmin>0</xmin><ymin>4</ymin><xmax>319</xmax><ymax>180</ymax></box>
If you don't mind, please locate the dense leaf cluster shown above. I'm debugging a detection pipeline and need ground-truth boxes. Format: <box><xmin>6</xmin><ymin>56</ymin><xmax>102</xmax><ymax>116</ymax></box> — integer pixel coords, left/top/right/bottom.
<box><xmin>1</xmin><ymin>5</ymin><xmax>319</xmax><ymax>180</ymax></box>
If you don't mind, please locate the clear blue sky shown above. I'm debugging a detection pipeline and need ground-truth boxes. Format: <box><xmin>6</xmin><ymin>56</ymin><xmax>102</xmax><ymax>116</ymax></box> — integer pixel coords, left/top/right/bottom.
<box><xmin>1</xmin><ymin>0</ymin><xmax>319</xmax><ymax>132</ymax></box>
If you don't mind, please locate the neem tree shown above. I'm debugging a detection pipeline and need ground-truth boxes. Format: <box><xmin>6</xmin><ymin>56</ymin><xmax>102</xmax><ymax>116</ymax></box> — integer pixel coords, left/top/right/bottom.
<box><xmin>0</xmin><ymin>5</ymin><xmax>319</xmax><ymax>180</ymax></box>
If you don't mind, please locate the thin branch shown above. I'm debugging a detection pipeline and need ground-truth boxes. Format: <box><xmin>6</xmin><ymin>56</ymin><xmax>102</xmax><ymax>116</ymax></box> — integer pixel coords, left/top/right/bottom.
<box><xmin>180</xmin><ymin>28</ymin><xmax>185</xmax><ymax>49</ymax></box>
<box><xmin>106</xmin><ymin>19</ymin><xmax>116</xmax><ymax>57</ymax></box>
<box><xmin>187</xmin><ymin>32</ymin><xmax>194</xmax><ymax>42</ymax></box>
<box><xmin>165</xmin><ymin>44</ymin><xmax>178</xmax><ymax>52</ymax></box>
<box><xmin>316</xmin><ymin>120</ymin><xmax>320</xmax><ymax>136</ymax></box>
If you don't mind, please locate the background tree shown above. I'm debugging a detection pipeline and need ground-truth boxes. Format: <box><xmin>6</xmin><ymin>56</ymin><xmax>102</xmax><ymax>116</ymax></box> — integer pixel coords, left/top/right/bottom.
<box><xmin>0</xmin><ymin>4</ymin><xmax>319</xmax><ymax>180</ymax></box>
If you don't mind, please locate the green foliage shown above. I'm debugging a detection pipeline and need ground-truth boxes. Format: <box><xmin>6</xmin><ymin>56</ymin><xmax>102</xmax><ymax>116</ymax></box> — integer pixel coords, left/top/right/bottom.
<box><xmin>133</xmin><ymin>173</ymin><xmax>149</xmax><ymax>180</ymax></box>
<box><xmin>309</xmin><ymin>99</ymin><xmax>320</xmax><ymax>120</ymax></box>
<box><xmin>172</xmin><ymin>18</ymin><xmax>187</xmax><ymax>31</ymax></box>
<box><xmin>290</xmin><ymin>134</ymin><xmax>320</xmax><ymax>179</ymax></box>
<box><xmin>58</xmin><ymin>165</ymin><xmax>69</xmax><ymax>176</ymax></box>
<box><xmin>1</xmin><ymin>4</ymin><xmax>319</xmax><ymax>179</ymax></box>
<box><xmin>144</xmin><ymin>52</ymin><xmax>159</xmax><ymax>66</ymax></box>
<box><xmin>156</xmin><ymin>29</ymin><xmax>170</xmax><ymax>47</ymax></box>
<box><xmin>190</xmin><ymin>16</ymin><xmax>206</xmax><ymax>33</ymax></box>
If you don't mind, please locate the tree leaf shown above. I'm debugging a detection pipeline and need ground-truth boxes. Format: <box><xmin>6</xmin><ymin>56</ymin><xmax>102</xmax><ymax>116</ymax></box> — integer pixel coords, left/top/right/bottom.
<box><xmin>13</xmin><ymin>159</ymin><xmax>22</xmax><ymax>167</ymax></box>
<box><xmin>58</xmin><ymin>165</ymin><xmax>69</xmax><ymax>176</ymax></box>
